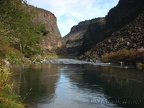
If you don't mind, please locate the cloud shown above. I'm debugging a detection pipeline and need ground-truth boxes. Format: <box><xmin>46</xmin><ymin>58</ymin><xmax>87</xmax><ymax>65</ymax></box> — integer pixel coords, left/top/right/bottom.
<box><xmin>27</xmin><ymin>0</ymin><xmax>119</xmax><ymax>36</ymax></box>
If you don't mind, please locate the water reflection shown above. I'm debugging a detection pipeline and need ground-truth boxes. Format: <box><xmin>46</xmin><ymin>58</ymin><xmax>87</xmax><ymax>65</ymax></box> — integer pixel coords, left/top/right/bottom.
<box><xmin>11</xmin><ymin>64</ymin><xmax>60</xmax><ymax>104</ymax></box>
<box><xmin>80</xmin><ymin>65</ymin><xmax>144</xmax><ymax>108</ymax></box>
<box><xmin>10</xmin><ymin>62</ymin><xmax>144</xmax><ymax>108</ymax></box>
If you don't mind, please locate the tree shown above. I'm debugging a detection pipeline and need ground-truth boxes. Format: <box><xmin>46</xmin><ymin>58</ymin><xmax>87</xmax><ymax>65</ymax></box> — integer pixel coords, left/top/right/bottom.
<box><xmin>0</xmin><ymin>0</ymin><xmax>45</xmax><ymax>57</ymax></box>
<box><xmin>11</xmin><ymin>9</ymin><xmax>42</xmax><ymax>56</ymax></box>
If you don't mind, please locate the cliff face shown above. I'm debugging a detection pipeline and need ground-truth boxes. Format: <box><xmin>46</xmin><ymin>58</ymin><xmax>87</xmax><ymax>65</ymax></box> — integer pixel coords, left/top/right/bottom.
<box><xmin>80</xmin><ymin>0</ymin><xmax>144</xmax><ymax>54</ymax></box>
<box><xmin>105</xmin><ymin>0</ymin><xmax>144</xmax><ymax>29</ymax></box>
<box><xmin>80</xmin><ymin>18</ymin><xmax>105</xmax><ymax>54</ymax></box>
<box><xmin>26</xmin><ymin>5</ymin><xmax>63</xmax><ymax>54</ymax></box>
<box><xmin>87</xmin><ymin>11</ymin><xmax>144</xmax><ymax>60</ymax></box>
<box><xmin>78</xmin><ymin>0</ymin><xmax>144</xmax><ymax>61</ymax></box>
<box><xmin>63</xmin><ymin>18</ymin><xmax>104</xmax><ymax>55</ymax></box>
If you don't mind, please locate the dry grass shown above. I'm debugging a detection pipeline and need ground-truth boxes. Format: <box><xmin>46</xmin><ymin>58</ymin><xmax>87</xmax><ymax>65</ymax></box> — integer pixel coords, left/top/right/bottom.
<box><xmin>0</xmin><ymin>63</ymin><xmax>24</xmax><ymax>108</ymax></box>
<box><xmin>102</xmin><ymin>48</ymin><xmax>144</xmax><ymax>64</ymax></box>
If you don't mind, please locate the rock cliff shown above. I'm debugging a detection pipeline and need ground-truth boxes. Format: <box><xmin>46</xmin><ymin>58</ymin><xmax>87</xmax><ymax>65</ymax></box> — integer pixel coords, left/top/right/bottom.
<box><xmin>80</xmin><ymin>11</ymin><xmax>144</xmax><ymax>61</ymax></box>
<box><xmin>63</xmin><ymin>0</ymin><xmax>144</xmax><ymax>59</ymax></box>
<box><xmin>63</xmin><ymin>18</ymin><xmax>104</xmax><ymax>55</ymax></box>
<box><xmin>26</xmin><ymin>5</ymin><xmax>64</xmax><ymax>54</ymax></box>
<box><xmin>80</xmin><ymin>0</ymin><xmax>144</xmax><ymax>54</ymax></box>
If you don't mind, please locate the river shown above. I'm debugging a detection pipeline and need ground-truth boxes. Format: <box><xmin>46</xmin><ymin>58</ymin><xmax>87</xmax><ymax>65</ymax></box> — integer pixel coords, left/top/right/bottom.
<box><xmin>10</xmin><ymin>58</ymin><xmax>144</xmax><ymax>108</ymax></box>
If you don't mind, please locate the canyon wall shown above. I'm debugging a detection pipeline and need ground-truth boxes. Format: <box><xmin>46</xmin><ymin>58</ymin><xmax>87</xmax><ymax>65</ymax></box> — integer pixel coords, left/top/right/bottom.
<box><xmin>63</xmin><ymin>0</ymin><xmax>144</xmax><ymax>58</ymax></box>
<box><xmin>27</xmin><ymin>5</ymin><xmax>64</xmax><ymax>54</ymax></box>
<box><xmin>63</xmin><ymin>18</ymin><xmax>104</xmax><ymax>55</ymax></box>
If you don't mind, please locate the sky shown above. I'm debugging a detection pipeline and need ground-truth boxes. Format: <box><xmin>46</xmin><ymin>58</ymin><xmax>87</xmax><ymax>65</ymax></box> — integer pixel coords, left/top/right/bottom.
<box><xmin>26</xmin><ymin>0</ymin><xmax>119</xmax><ymax>37</ymax></box>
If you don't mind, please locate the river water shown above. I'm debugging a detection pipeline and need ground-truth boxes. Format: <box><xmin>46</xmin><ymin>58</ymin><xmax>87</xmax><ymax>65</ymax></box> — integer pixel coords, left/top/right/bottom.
<box><xmin>11</xmin><ymin>58</ymin><xmax>144</xmax><ymax>108</ymax></box>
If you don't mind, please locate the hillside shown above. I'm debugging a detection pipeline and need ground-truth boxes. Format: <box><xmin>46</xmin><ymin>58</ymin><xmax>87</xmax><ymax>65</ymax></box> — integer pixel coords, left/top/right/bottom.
<box><xmin>79</xmin><ymin>11</ymin><xmax>144</xmax><ymax>63</ymax></box>
<box><xmin>63</xmin><ymin>0</ymin><xmax>144</xmax><ymax>63</ymax></box>
<box><xmin>80</xmin><ymin>0</ymin><xmax>144</xmax><ymax>54</ymax></box>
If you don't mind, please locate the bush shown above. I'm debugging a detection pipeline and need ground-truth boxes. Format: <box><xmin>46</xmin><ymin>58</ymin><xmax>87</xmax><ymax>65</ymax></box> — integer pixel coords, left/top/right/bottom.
<box><xmin>84</xmin><ymin>51</ymin><xmax>91</xmax><ymax>56</ymax></box>
<box><xmin>136</xmin><ymin>62</ymin><xmax>143</xmax><ymax>70</ymax></box>
<box><xmin>131</xmin><ymin>48</ymin><xmax>144</xmax><ymax>63</ymax></box>
<box><xmin>102</xmin><ymin>48</ymin><xmax>143</xmax><ymax>64</ymax></box>
<box><xmin>30</xmin><ymin>54</ymin><xmax>43</xmax><ymax>63</ymax></box>
<box><xmin>101</xmin><ymin>52</ymin><xmax>111</xmax><ymax>62</ymax></box>
<box><xmin>5</xmin><ymin>51</ymin><xmax>21</xmax><ymax>64</ymax></box>
<box><xmin>0</xmin><ymin>64</ymin><xmax>24</xmax><ymax>108</ymax></box>
<box><xmin>24</xmin><ymin>45</ymin><xmax>43</xmax><ymax>58</ymax></box>
<box><xmin>0</xmin><ymin>45</ymin><xmax>23</xmax><ymax>64</ymax></box>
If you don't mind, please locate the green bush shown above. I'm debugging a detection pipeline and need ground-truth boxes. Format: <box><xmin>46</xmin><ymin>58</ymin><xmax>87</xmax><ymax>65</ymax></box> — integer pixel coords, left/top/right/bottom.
<box><xmin>136</xmin><ymin>62</ymin><xmax>143</xmax><ymax>70</ymax></box>
<box><xmin>5</xmin><ymin>51</ymin><xmax>22</xmax><ymax>64</ymax></box>
<box><xmin>0</xmin><ymin>45</ymin><xmax>24</xmax><ymax>64</ymax></box>
<box><xmin>30</xmin><ymin>54</ymin><xmax>43</xmax><ymax>63</ymax></box>
<box><xmin>35</xmin><ymin>58</ymin><xmax>42</xmax><ymax>62</ymax></box>
<box><xmin>23</xmin><ymin>45</ymin><xmax>43</xmax><ymax>58</ymax></box>
<box><xmin>37</xmin><ymin>25</ymin><xmax>49</xmax><ymax>36</ymax></box>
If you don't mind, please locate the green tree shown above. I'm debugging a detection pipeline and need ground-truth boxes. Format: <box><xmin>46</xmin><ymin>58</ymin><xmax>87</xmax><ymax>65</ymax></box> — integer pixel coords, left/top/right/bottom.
<box><xmin>11</xmin><ymin>10</ymin><xmax>42</xmax><ymax>56</ymax></box>
<box><xmin>0</xmin><ymin>0</ymin><xmax>44</xmax><ymax>57</ymax></box>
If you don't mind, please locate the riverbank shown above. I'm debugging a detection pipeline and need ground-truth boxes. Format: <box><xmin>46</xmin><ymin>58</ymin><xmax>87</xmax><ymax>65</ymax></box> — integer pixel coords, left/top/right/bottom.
<box><xmin>78</xmin><ymin>48</ymin><xmax>144</xmax><ymax>70</ymax></box>
<box><xmin>0</xmin><ymin>51</ymin><xmax>143</xmax><ymax>108</ymax></box>
<box><xmin>0</xmin><ymin>53</ymin><xmax>67</xmax><ymax>107</ymax></box>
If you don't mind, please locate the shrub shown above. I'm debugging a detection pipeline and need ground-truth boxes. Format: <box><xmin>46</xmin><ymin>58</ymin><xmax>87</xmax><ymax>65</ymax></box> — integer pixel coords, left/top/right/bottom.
<box><xmin>84</xmin><ymin>51</ymin><xmax>91</xmax><ymax>56</ymax></box>
<box><xmin>101</xmin><ymin>52</ymin><xmax>111</xmax><ymax>62</ymax></box>
<box><xmin>0</xmin><ymin>64</ymin><xmax>24</xmax><ymax>108</ymax></box>
<box><xmin>136</xmin><ymin>62</ymin><xmax>143</xmax><ymax>70</ymax></box>
<box><xmin>102</xmin><ymin>48</ymin><xmax>143</xmax><ymax>64</ymax></box>
<box><xmin>131</xmin><ymin>48</ymin><xmax>144</xmax><ymax>63</ymax></box>
<box><xmin>5</xmin><ymin>51</ymin><xmax>21</xmax><ymax>64</ymax></box>
<box><xmin>23</xmin><ymin>45</ymin><xmax>43</xmax><ymax>58</ymax></box>
<box><xmin>30</xmin><ymin>54</ymin><xmax>43</xmax><ymax>63</ymax></box>
<box><xmin>0</xmin><ymin>45</ymin><xmax>23</xmax><ymax>64</ymax></box>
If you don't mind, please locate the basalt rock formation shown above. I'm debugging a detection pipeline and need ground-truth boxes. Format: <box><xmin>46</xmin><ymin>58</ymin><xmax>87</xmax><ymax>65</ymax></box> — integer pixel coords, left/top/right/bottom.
<box><xmin>26</xmin><ymin>5</ymin><xmax>64</xmax><ymax>54</ymax></box>
<box><xmin>63</xmin><ymin>18</ymin><xmax>104</xmax><ymax>55</ymax></box>
<box><xmin>80</xmin><ymin>0</ymin><xmax>144</xmax><ymax>55</ymax></box>
<box><xmin>79</xmin><ymin>11</ymin><xmax>144</xmax><ymax>61</ymax></box>
<box><xmin>79</xmin><ymin>18</ymin><xmax>105</xmax><ymax>54</ymax></box>
<box><xmin>63</xmin><ymin>0</ymin><xmax>144</xmax><ymax>59</ymax></box>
